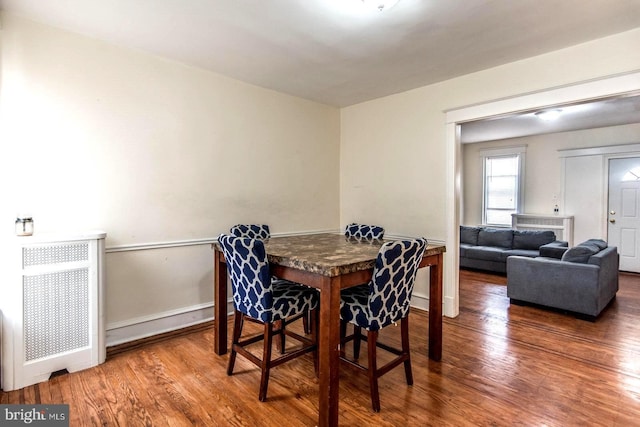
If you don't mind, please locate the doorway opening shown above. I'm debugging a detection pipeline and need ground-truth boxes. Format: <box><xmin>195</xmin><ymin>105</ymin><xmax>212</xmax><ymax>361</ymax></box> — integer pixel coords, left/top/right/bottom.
<box><xmin>444</xmin><ymin>71</ymin><xmax>640</xmax><ymax>318</ymax></box>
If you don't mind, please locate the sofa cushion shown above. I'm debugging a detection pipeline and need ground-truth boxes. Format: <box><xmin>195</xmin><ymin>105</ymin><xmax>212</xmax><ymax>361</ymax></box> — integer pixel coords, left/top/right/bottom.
<box><xmin>561</xmin><ymin>245</ymin><xmax>599</xmax><ymax>263</ymax></box>
<box><xmin>478</xmin><ymin>228</ymin><xmax>513</xmax><ymax>249</ymax></box>
<box><xmin>465</xmin><ymin>246</ymin><xmax>507</xmax><ymax>262</ymax></box>
<box><xmin>578</xmin><ymin>239</ymin><xmax>607</xmax><ymax>250</ymax></box>
<box><xmin>459</xmin><ymin>243</ymin><xmax>474</xmax><ymax>257</ymax></box>
<box><xmin>503</xmin><ymin>249</ymin><xmax>539</xmax><ymax>261</ymax></box>
<box><xmin>460</xmin><ymin>226</ymin><xmax>481</xmax><ymax>245</ymax></box>
<box><xmin>579</xmin><ymin>243</ymin><xmax>602</xmax><ymax>255</ymax></box>
<box><xmin>539</xmin><ymin>241</ymin><xmax>569</xmax><ymax>259</ymax></box>
<box><xmin>513</xmin><ymin>230</ymin><xmax>556</xmax><ymax>250</ymax></box>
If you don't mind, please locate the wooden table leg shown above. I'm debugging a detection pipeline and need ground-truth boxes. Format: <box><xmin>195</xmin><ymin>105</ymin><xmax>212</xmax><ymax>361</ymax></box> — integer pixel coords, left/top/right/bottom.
<box><xmin>214</xmin><ymin>249</ymin><xmax>228</xmax><ymax>355</ymax></box>
<box><xmin>428</xmin><ymin>253</ymin><xmax>443</xmax><ymax>361</ymax></box>
<box><xmin>317</xmin><ymin>276</ymin><xmax>341</xmax><ymax>427</ymax></box>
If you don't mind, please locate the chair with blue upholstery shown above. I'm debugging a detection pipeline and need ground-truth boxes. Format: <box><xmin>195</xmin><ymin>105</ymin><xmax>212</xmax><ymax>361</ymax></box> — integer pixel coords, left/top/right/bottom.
<box><xmin>218</xmin><ymin>234</ymin><xmax>318</xmax><ymax>402</ymax></box>
<box><xmin>230</xmin><ymin>224</ymin><xmax>271</xmax><ymax>240</ymax></box>
<box><xmin>339</xmin><ymin>238</ymin><xmax>427</xmax><ymax>412</ymax></box>
<box><xmin>345</xmin><ymin>223</ymin><xmax>385</xmax><ymax>240</ymax></box>
<box><xmin>230</xmin><ymin>223</ymin><xmax>315</xmax><ymax>335</ymax></box>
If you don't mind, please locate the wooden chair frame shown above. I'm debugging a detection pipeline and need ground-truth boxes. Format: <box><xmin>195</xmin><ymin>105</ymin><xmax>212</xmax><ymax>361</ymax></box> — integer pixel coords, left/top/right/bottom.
<box><xmin>339</xmin><ymin>316</ymin><xmax>413</xmax><ymax>412</ymax></box>
<box><xmin>228</xmin><ymin>308</ymin><xmax>318</xmax><ymax>402</ymax></box>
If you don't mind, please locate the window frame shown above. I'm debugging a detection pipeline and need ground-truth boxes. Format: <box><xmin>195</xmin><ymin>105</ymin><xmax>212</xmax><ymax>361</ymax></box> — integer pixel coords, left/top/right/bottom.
<box><xmin>480</xmin><ymin>146</ymin><xmax>526</xmax><ymax>227</ymax></box>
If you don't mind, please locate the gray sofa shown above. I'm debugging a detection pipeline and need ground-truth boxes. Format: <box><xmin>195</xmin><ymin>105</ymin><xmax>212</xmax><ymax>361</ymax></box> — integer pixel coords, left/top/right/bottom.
<box><xmin>507</xmin><ymin>239</ymin><xmax>619</xmax><ymax>319</ymax></box>
<box><xmin>460</xmin><ymin>226</ymin><xmax>567</xmax><ymax>274</ymax></box>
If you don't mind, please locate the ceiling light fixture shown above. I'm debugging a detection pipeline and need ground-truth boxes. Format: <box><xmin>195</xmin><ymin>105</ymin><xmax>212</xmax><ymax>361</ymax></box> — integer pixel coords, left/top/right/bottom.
<box><xmin>362</xmin><ymin>0</ymin><xmax>400</xmax><ymax>12</ymax></box>
<box><xmin>535</xmin><ymin>109</ymin><xmax>563</xmax><ymax>121</ymax></box>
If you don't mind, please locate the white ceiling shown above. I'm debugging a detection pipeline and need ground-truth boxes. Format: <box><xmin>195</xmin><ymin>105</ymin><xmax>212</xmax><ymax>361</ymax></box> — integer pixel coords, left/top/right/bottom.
<box><xmin>2</xmin><ymin>0</ymin><xmax>640</xmax><ymax>108</ymax></box>
<box><xmin>461</xmin><ymin>93</ymin><xmax>640</xmax><ymax>143</ymax></box>
<box><xmin>1</xmin><ymin>0</ymin><xmax>640</xmax><ymax>140</ymax></box>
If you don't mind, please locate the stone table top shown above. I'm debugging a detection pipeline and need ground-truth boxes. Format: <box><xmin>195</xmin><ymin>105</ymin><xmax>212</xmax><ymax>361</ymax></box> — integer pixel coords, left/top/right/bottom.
<box><xmin>215</xmin><ymin>232</ymin><xmax>445</xmax><ymax>277</ymax></box>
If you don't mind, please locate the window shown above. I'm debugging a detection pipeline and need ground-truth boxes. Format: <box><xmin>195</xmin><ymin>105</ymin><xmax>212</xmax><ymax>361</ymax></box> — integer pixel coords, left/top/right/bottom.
<box><xmin>481</xmin><ymin>146</ymin><xmax>526</xmax><ymax>226</ymax></box>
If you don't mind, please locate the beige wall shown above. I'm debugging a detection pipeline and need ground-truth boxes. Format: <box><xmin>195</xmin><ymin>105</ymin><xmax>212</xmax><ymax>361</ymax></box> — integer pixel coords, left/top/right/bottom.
<box><xmin>0</xmin><ymin>14</ymin><xmax>340</xmax><ymax>341</ymax></box>
<box><xmin>462</xmin><ymin>123</ymin><xmax>640</xmax><ymax>226</ymax></box>
<box><xmin>0</xmin><ymin>14</ymin><xmax>340</xmax><ymax>244</ymax></box>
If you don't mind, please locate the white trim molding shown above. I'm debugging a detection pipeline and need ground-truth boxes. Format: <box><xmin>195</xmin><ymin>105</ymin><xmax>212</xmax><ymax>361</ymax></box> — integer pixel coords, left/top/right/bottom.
<box><xmin>106</xmin><ymin>303</ymin><xmax>214</xmax><ymax>347</ymax></box>
<box><xmin>446</xmin><ymin>70</ymin><xmax>640</xmax><ymax>124</ymax></box>
<box><xmin>558</xmin><ymin>143</ymin><xmax>640</xmax><ymax>158</ymax></box>
<box><xmin>105</xmin><ymin>228</ymin><xmax>338</xmax><ymax>253</ymax></box>
<box><xmin>410</xmin><ymin>292</ymin><xmax>430</xmax><ymax>312</ymax></box>
<box><xmin>480</xmin><ymin>145</ymin><xmax>527</xmax><ymax>226</ymax></box>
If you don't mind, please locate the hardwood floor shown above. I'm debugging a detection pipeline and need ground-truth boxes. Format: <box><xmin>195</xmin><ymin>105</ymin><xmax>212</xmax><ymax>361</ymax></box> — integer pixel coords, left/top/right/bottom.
<box><xmin>3</xmin><ymin>270</ymin><xmax>640</xmax><ymax>426</ymax></box>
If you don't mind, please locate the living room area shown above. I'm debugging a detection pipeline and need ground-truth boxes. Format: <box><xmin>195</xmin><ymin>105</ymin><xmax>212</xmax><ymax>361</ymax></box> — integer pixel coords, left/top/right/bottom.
<box><xmin>458</xmin><ymin>88</ymin><xmax>640</xmax><ymax>316</ymax></box>
<box><xmin>454</xmin><ymin>89</ymin><xmax>640</xmax><ymax>422</ymax></box>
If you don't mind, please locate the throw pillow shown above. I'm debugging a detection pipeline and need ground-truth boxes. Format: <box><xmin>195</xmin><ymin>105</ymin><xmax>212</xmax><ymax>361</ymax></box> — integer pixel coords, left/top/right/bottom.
<box><xmin>561</xmin><ymin>245</ymin><xmax>599</xmax><ymax>263</ymax></box>
<box><xmin>460</xmin><ymin>226</ymin><xmax>481</xmax><ymax>245</ymax></box>
<box><xmin>513</xmin><ymin>230</ymin><xmax>556</xmax><ymax>250</ymax></box>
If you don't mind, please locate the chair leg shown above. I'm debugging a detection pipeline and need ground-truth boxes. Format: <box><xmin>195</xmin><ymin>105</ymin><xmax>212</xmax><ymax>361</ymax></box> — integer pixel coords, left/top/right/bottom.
<box><xmin>311</xmin><ymin>308</ymin><xmax>319</xmax><ymax>376</ymax></box>
<box><xmin>258</xmin><ymin>322</ymin><xmax>274</xmax><ymax>402</ymax></box>
<box><xmin>303</xmin><ymin>312</ymin><xmax>311</xmax><ymax>334</ymax></box>
<box><xmin>339</xmin><ymin>320</ymin><xmax>347</xmax><ymax>358</ymax></box>
<box><xmin>227</xmin><ymin>310</ymin><xmax>243</xmax><ymax>376</ymax></box>
<box><xmin>275</xmin><ymin>319</ymin><xmax>285</xmax><ymax>354</ymax></box>
<box><xmin>401</xmin><ymin>317</ymin><xmax>413</xmax><ymax>385</ymax></box>
<box><xmin>353</xmin><ymin>326</ymin><xmax>362</xmax><ymax>360</ymax></box>
<box><xmin>367</xmin><ymin>330</ymin><xmax>381</xmax><ymax>412</ymax></box>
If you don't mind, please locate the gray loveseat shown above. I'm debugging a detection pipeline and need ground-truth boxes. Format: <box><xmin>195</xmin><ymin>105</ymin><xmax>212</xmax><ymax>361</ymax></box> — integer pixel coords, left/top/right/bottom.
<box><xmin>460</xmin><ymin>226</ymin><xmax>567</xmax><ymax>274</ymax></box>
<box><xmin>507</xmin><ymin>239</ymin><xmax>619</xmax><ymax>319</ymax></box>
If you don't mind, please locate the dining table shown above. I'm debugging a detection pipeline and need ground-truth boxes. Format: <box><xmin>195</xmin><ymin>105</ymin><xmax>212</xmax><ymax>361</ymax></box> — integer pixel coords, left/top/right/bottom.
<box><xmin>212</xmin><ymin>232</ymin><xmax>446</xmax><ymax>427</ymax></box>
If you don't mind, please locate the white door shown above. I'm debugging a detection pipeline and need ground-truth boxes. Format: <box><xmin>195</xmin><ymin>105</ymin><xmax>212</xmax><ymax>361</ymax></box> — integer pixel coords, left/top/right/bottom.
<box><xmin>608</xmin><ymin>157</ymin><xmax>640</xmax><ymax>272</ymax></box>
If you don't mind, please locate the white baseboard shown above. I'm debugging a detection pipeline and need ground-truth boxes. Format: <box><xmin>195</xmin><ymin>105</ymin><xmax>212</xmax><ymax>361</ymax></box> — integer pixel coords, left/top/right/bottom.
<box><xmin>412</xmin><ymin>292</ymin><xmax>453</xmax><ymax>317</ymax></box>
<box><xmin>411</xmin><ymin>292</ymin><xmax>430</xmax><ymax>312</ymax></box>
<box><xmin>106</xmin><ymin>303</ymin><xmax>218</xmax><ymax>347</ymax></box>
<box><xmin>443</xmin><ymin>295</ymin><xmax>458</xmax><ymax>317</ymax></box>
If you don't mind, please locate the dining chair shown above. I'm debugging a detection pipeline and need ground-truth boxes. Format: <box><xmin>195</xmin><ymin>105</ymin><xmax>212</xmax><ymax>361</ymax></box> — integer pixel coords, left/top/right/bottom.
<box><xmin>218</xmin><ymin>234</ymin><xmax>318</xmax><ymax>402</ymax></box>
<box><xmin>229</xmin><ymin>223</ymin><xmax>314</xmax><ymax>335</ymax></box>
<box><xmin>230</xmin><ymin>224</ymin><xmax>271</xmax><ymax>240</ymax></box>
<box><xmin>339</xmin><ymin>237</ymin><xmax>427</xmax><ymax>412</ymax></box>
<box><xmin>345</xmin><ymin>223</ymin><xmax>385</xmax><ymax>240</ymax></box>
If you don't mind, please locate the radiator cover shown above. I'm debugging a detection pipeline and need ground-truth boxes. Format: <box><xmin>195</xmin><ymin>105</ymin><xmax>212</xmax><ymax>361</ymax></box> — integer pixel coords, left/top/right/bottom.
<box><xmin>511</xmin><ymin>214</ymin><xmax>574</xmax><ymax>246</ymax></box>
<box><xmin>1</xmin><ymin>232</ymin><xmax>106</xmax><ymax>391</ymax></box>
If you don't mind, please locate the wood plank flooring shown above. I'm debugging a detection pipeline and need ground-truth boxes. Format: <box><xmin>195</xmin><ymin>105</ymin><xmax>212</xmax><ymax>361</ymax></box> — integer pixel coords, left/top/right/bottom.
<box><xmin>2</xmin><ymin>270</ymin><xmax>640</xmax><ymax>426</ymax></box>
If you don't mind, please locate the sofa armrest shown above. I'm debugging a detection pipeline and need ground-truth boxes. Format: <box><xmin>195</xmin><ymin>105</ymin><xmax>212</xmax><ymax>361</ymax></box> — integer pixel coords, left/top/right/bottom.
<box><xmin>539</xmin><ymin>241</ymin><xmax>569</xmax><ymax>259</ymax></box>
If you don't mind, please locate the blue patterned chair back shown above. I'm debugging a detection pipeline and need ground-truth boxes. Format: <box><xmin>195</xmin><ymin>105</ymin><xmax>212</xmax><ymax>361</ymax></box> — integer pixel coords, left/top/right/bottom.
<box><xmin>218</xmin><ymin>234</ymin><xmax>273</xmax><ymax>322</ymax></box>
<box><xmin>345</xmin><ymin>223</ymin><xmax>385</xmax><ymax>240</ymax></box>
<box><xmin>230</xmin><ymin>224</ymin><xmax>271</xmax><ymax>240</ymax></box>
<box><xmin>366</xmin><ymin>238</ymin><xmax>427</xmax><ymax>329</ymax></box>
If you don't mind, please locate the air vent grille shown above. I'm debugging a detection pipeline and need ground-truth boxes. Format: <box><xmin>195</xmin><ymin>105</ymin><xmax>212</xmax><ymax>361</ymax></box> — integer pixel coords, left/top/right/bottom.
<box><xmin>23</xmin><ymin>242</ymin><xmax>89</xmax><ymax>267</ymax></box>
<box><xmin>23</xmin><ymin>269</ymin><xmax>90</xmax><ymax>361</ymax></box>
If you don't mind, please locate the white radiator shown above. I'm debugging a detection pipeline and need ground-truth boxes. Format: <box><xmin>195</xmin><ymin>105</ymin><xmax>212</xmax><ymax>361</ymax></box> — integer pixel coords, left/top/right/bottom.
<box><xmin>511</xmin><ymin>214</ymin><xmax>574</xmax><ymax>246</ymax></box>
<box><xmin>1</xmin><ymin>231</ymin><xmax>106</xmax><ymax>391</ymax></box>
